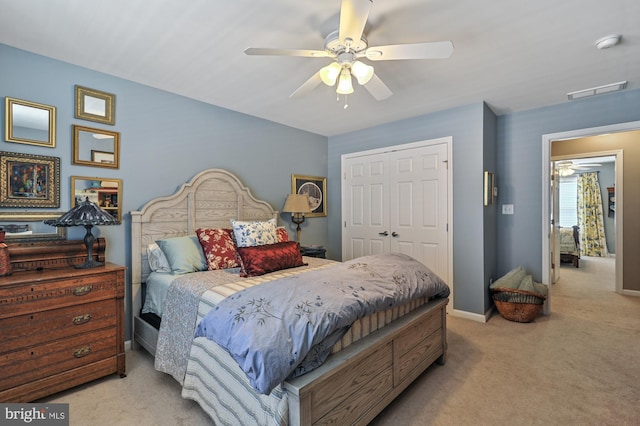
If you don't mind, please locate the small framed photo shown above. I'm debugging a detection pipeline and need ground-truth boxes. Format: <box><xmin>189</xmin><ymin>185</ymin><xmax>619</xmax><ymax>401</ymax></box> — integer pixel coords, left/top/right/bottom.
<box><xmin>292</xmin><ymin>174</ymin><xmax>327</xmax><ymax>217</ymax></box>
<box><xmin>0</xmin><ymin>151</ymin><xmax>60</xmax><ymax>208</ymax></box>
<box><xmin>75</xmin><ymin>85</ymin><xmax>116</xmax><ymax>125</ymax></box>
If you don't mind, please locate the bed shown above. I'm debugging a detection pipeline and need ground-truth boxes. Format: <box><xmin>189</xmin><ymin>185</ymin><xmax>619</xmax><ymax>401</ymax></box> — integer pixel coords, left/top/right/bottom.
<box><xmin>131</xmin><ymin>168</ymin><xmax>450</xmax><ymax>426</ymax></box>
<box><xmin>559</xmin><ymin>225</ymin><xmax>580</xmax><ymax>268</ymax></box>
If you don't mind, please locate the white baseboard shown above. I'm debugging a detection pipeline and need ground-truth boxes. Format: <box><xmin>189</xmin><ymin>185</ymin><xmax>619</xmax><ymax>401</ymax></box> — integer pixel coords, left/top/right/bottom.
<box><xmin>451</xmin><ymin>308</ymin><xmax>491</xmax><ymax>323</ymax></box>
<box><xmin>125</xmin><ymin>340</ymin><xmax>132</xmax><ymax>351</ymax></box>
<box><xmin>621</xmin><ymin>288</ymin><xmax>640</xmax><ymax>297</ymax></box>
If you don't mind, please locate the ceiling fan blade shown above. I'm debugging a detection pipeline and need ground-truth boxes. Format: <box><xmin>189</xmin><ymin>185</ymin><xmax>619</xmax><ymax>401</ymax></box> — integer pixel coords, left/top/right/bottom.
<box><xmin>572</xmin><ymin>163</ymin><xmax>602</xmax><ymax>169</ymax></box>
<box><xmin>244</xmin><ymin>47</ymin><xmax>332</xmax><ymax>58</ymax></box>
<box><xmin>364</xmin><ymin>41</ymin><xmax>454</xmax><ymax>61</ymax></box>
<box><xmin>289</xmin><ymin>71</ymin><xmax>323</xmax><ymax>99</ymax></box>
<box><xmin>339</xmin><ymin>0</ymin><xmax>372</xmax><ymax>47</ymax></box>
<box><xmin>363</xmin><ymin>73</ymin><xmax>392</xmax><ymax>100</ymax></box>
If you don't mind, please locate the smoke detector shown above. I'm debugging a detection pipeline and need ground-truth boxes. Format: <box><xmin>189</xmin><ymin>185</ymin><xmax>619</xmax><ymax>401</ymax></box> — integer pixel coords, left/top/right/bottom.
<box><xmin>595</xmin><ymin>35</ymin><xmax>621</xmax><ymax>50</ymax></box>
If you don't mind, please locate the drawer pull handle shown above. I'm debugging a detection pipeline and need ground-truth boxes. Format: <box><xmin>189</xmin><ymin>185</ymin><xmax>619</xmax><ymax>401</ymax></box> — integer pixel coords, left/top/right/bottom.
<box><xmin>72</xmin><ymin>314</ymin><xmax>92</xmax><ymax>325</ymax></box>
<box><xmin>73</xmin><ymin>285</ymin><xmax>93</xmax><ymax>296</ymax></box>
<box><xmin>73</xmin><ymin>346</ymin><xmax>92</xmax><ymax>358</ymax></box>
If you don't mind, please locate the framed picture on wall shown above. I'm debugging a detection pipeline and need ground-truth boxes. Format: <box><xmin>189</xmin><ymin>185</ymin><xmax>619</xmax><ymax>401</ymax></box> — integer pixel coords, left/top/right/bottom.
<box><xmin>292</xmin><ymin>174</ymin><xmax>327</xmax><ymax>217</ymax></box>
<box><xmin>0</xmin><ymin>151</ymin><xmax>60</xmax><ymax>208</ymax></box>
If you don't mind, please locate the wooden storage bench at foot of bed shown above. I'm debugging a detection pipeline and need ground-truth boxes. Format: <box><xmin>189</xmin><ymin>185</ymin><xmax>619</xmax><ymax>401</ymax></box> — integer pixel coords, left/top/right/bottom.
<box><xmin>285</xmin><ymin>297</ymin><xmax>448</xmax><ymax>426</ymax></box>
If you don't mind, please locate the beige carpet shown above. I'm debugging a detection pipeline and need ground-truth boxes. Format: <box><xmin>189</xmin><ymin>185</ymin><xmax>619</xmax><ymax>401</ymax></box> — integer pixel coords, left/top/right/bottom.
<box><xmin>44</xmin><ymin>256</ymin><xmax>640</xmax><ymax>425</ymax></box>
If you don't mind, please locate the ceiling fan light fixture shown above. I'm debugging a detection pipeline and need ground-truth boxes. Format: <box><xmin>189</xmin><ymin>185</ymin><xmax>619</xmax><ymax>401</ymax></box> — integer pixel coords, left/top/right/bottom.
<box><xmin>320</xmin><ymin>62</ymin><xmax>342</xmax><ymax>86</ymax></box>
<box><xmin>336</xmin><ymin>69</ymin><xmax>354</xmax><ymax>95</ymax></box>
<box><xmin>558</xmin><ymin>168</ymin><xmax>575</xmax><ymax>177</ymax></box>
<box><xmin>351</xmin><ymin>61</ymin><xmax>374</xmax><ymax>85</ymax></box>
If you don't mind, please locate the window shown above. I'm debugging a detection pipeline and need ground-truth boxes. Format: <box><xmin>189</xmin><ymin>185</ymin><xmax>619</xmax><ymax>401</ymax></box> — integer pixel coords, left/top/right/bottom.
<box><xmin>558</xmin><ymin>176</ymin><xmax>577</xmax><ymax>227</ymax></box>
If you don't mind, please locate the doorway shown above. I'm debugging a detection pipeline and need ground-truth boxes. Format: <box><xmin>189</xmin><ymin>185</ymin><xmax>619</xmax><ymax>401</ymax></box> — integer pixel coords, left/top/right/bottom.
<box><xmin>542</xmin><ymin>122</ymin><xmax>639</xmax><ymax>313</ymax></box>
<box><xmin>551</xmin><ymin>154</ymin><xmax>616</xmax><ymax>288</ymax></box>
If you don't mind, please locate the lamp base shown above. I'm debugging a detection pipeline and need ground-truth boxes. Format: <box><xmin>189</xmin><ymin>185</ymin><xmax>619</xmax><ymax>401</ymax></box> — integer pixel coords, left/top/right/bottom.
<box><xmin>75</xmin><ymin>259</ymin><xmax>105</xmax><ymax>269</ymax></box>
<box><xmin>292</xmin><ymin>214</ymin><xmax>305</xmax><ymax>243</ymax></box>
<box><xmin>75</xmin><ymin>224</ymin><xmax>103</xmax><ymax>269</ymax></box>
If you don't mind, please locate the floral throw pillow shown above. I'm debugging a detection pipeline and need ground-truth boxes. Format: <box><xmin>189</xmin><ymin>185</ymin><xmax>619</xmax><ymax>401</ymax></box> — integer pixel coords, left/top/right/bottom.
<box><xmin>196</xmin><ymin>228</ymin><xmax>239</xmax><ymax>270</ymax></box>
<box><xmin>230</xmin><ymin>218</ymin><xmax>278</xmax><ymax>247</ymax></box>
<box><xmin>276</xmin><ymin>226</ymin><xmax>290</xmax><ymax>242</ymax></box>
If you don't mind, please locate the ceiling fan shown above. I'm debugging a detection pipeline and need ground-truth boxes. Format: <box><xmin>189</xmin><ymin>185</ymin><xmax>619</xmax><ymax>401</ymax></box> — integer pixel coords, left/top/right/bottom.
<box><xmin>556</xmin><ymin>160</ymin><xmax>602</xmax><ymax>176</ymax></box>
<box><xmin>244</xmin><ymin>0</ymin><xmax>454</xmax><ymax>106</ymax></box>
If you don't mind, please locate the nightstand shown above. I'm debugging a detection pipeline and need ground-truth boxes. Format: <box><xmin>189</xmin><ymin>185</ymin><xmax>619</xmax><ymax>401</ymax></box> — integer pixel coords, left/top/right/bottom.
<box><xmin>300</xmin><ymin>245</ymin><xmax>327</xmax><ymax>258</ymax></box>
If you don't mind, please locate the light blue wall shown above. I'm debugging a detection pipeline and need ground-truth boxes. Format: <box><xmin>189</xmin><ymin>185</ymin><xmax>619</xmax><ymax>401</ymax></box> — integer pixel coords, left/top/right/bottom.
<box><xmin>328</xmin><ymin>103</ymin><xmax>489</xmax><ymax>315</ymax></box>
<box><xmin>0</xmin><ymin>44</ymin><xmax>329</xmax><ymax>339</ymax></box>
<box><xmin>5</xmin><ymin>42</ymin><xmax>639</xmax><ymax>325</ymax></box>
<box><xmin>496</xmin><ymin>89</ymin><xmax>640</xmax><ymax>280</ymax></box>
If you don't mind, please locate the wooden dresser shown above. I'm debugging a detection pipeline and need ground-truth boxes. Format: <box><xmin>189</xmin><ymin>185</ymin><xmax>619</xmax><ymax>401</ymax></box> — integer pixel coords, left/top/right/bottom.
<box><xmin>0</xmin><ymin>239</ymin><xmax>126</xmax><ymax>402</ymax></box>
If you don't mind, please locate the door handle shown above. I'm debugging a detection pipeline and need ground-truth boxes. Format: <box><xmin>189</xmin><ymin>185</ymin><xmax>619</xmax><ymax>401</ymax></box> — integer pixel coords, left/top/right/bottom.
<box><xmin>392</xmin><ymin>232</ymin><xmax>399</xmax><ymax>237</ymax></box>
<box><xmin>378</xmin><ymin>231</ymin><xmax>388</xmax><ymax>236</ymax></box>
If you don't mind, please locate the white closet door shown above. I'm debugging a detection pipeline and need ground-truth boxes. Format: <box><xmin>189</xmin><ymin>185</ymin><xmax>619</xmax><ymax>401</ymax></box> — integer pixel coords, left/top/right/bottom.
<box><xmin>343</xmin><ymin>142</ymin><xmax>449</xmax><ymax>282</ymax></box>
<box><xmin>388</xmin><ymin>143</ymin><xmax>448</xmax><ymax>279</ymax></box>
<box><xmin>343</xmin><ymin>153</ymin><xmax>390</xmax><ymax>259</ymax></box>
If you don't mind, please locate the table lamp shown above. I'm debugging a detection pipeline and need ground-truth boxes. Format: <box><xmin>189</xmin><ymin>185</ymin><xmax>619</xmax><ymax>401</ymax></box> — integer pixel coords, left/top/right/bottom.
<box><xmin>45</xmin><ymin>197</ymin><xmax>120</xmax><ymax>268</ymax></box>
<box><xmin>282</xmin><ymin>193</ymin><xmax>311</xmax><ymax>243</ymax></box>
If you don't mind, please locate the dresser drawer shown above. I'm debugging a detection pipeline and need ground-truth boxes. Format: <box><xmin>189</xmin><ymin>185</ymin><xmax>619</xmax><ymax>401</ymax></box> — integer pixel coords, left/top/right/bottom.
<box><xmin>0</xmin><ymin>327</ymin><xmax>117</xmax><ymax>392</ymax></box>
<box><xmin>0</xmin><ymin>299</ymin><xmax>117</xmax><ymax>354</ymax></box>
<box><xmin>0</xmin><ymin>273</ymin><xmax>118</xmax><ymax>318</ymax></box>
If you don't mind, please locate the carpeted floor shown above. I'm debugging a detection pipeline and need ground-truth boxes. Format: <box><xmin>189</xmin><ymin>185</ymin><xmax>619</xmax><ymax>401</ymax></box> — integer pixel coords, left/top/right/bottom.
<box><xmin>44</xmin><ymin>256</ymin><xmax>640</xmax><ymax>425</ymax></box>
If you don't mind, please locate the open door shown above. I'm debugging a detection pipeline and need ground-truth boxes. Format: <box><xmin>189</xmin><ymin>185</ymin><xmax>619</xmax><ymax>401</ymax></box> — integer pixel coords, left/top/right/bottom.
<box><xmin>551</xmin><ymin>162</ymin><xmax>561</xmax><ymax>286</ymax></box>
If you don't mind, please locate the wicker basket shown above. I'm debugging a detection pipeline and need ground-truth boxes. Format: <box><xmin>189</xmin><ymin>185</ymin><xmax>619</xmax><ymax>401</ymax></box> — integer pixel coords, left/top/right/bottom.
<box><xmin>491</xmin><ymin>287</ymin><xmax>546</xmax><ymax>323</ymax></box>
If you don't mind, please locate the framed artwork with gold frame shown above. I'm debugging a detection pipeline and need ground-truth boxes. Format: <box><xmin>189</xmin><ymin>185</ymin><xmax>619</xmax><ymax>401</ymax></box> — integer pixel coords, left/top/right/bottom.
<box><xmin>0</xmin><ymin>151</ymin><xmax>60</xmax><ymax>208</ymax></box>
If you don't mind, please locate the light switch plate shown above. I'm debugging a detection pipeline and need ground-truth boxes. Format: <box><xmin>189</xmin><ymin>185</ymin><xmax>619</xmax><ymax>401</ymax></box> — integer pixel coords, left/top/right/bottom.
<box><xmin>502</xmin><ymin>204</ymin><xmax>514</xmax><ymax>215</ymax></box>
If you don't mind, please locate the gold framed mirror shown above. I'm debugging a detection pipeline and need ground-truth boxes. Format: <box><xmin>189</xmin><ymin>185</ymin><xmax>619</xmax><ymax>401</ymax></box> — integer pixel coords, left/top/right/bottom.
<box><xmin>75</xmin><ymin>85</ymin><xmax>115</xmax><ymax>125</ymax></box>
<box><xmin>71</xmin><ymin>176</ymin><xmax>123</xmax><ymax>222</ymax></box>
<box><xmin>0</xmin><ymin>211</ymin><xmax>67</xmax><ymax>242</ymax></box>
<box><xmin>72</xmin><ymin>125</ymin><xmax>120</xmax><ymax>169</ymax></box>
<box><xmin>4</xmin><ymin>97</ymin><xmax>56</xmax><ymax>148</ymax></box>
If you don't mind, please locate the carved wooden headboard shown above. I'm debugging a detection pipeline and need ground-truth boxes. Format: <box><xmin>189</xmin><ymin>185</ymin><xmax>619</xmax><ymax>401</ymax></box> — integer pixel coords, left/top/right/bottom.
<box><xmin>129</xmin><ymin>168</ymin><xmax>277</xmax><ymax>316</ymax></box>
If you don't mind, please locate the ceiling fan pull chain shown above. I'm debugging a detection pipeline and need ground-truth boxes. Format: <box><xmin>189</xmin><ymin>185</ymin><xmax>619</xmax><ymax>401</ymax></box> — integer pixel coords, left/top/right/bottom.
<box><xmin>344</xmin><ymin>95</ymin><xmax>349</xmax><ymax>109</ymax></box>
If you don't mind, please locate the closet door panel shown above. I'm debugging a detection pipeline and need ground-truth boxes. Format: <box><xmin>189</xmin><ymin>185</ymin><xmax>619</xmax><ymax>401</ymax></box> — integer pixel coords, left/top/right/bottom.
<box><xmin>343</xmin><ymin>154</ymin><xmax>390</xmax><ymax>260</ymax></box>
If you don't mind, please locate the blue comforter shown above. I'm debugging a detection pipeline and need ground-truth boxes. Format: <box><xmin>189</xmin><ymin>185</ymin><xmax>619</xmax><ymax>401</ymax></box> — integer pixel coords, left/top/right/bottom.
<box><xmin>193</xmin><ymin>253</ymin><xmax>450</xmax><ymax>394</ymax></box>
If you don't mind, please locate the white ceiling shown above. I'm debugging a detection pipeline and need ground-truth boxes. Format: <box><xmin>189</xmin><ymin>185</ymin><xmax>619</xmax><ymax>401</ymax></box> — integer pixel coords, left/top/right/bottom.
<box><xmin>1</xmin><ymin>0</ymin><xmax>638</xmax><ymax>137</ymax></box>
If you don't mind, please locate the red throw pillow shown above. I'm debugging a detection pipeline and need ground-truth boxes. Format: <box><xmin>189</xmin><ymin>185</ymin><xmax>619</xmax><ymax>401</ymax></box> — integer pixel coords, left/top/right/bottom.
<box><xmin>276</xmin><ymin>227</ymin><xmax>289</xmax><ymax>242</ymax></box>
<box><xmin>196</xmin><ymin>228</ymin><xmax>239</xmax><ymax>270</ymax></box>
<box><xmin>236</xmin><ymin>241</ymin><xmax>305</xmax><ymax>277</ymax></box>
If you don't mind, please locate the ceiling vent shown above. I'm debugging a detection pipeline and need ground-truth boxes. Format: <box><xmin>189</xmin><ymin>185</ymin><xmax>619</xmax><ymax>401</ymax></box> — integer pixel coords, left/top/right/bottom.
<box><xmin>567</xmin><ymin>81</ymin><xmax>628</xmax><ymax>100</ymax></box>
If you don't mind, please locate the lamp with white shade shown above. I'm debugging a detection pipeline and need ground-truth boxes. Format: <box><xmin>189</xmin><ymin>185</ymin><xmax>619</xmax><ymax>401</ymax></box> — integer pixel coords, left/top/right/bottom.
<box><xmin>282</xmin><ymin>194</ymin><xmax>312</xmax><ymax>243</ymax></box>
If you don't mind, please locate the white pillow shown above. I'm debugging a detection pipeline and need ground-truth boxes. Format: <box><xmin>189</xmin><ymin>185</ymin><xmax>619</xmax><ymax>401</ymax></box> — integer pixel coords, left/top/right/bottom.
<box><xmin>147</xmin><ymin>243</ymin><xmax>171</xmax><ymax>273</ymax></box>
<box><xmin>231</xmin><ymin>218</ymin><xmax>278</xmax><ymax>247</ymax></box>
